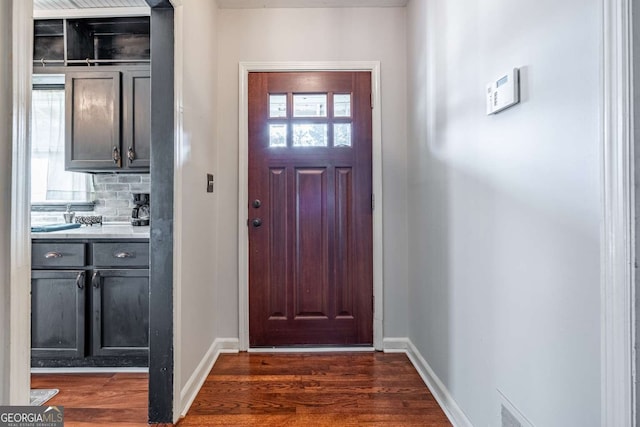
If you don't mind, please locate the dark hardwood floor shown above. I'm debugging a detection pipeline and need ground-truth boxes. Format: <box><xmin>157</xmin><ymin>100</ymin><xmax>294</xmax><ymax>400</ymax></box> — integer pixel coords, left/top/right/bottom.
<box><xmin>31</xmin><ymin>352</ymin><xmax>451</xmax><ymax>426</ymax></box>
<box><xmin>30</xmin><ymin>372</ymin><xmax>150</xmax><ymax>427</ymax></box>
<box><xmin>177</xmin><ymin>352</ymin><xmax>451</xmax><ymax>426</ymax></box>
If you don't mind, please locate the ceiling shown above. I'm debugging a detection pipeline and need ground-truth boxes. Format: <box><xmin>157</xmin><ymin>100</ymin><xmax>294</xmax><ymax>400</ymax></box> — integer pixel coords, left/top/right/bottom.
<box><xmin>33</xmin><ymin>0</ymin><xmax>408</xmax><ymax>10</ymax></box>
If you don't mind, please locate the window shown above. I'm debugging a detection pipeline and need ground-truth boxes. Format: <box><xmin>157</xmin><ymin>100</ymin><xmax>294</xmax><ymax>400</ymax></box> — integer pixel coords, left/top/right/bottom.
<box><xmin>31</xmin><ymin>75</ymin><xmax>93</xmax><ymax>207</ymax></box>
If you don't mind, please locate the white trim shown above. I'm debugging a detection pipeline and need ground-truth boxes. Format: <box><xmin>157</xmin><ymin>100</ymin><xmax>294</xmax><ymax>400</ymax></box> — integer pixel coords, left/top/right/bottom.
<box><xmin>33</xmin><ymin>7</ymin><xmax>150</xmax><ymax>19</ymax></box>
<box><xmin>382</xmin><ymin>338</ymin><xmax>472</xmax><ymax>427</ymax></box>
<box><xmin>171</xmin><ymin>0</ymin><xmax>184</xmax><ymax>423</ymax></box>
<box><xmin>10</xmin><ymin>0</ymin><xmax>33</xmax><ymax>407</ymax></box>
<box><xmin>602</xmin><ymin>0</ymin><xmax>635</xmax><ymax>426</ymax></box>
<box><xmin>238</xmin><ymin>61</ymin><xmax>384</xmax><ymax>351</ymax></box>
<box><xmin>179</xmin><ymin>338</ymin><xmax>239</xmax><ymax>418</ymax></box>
<box><xmin>31</xmin><ymin>367</ymin><xmax>149</xmax><ymax>374</ymax></box>
<box><xmin>248</xmin><ymin>347</ymin><xmax>375</xmax><ymax>353</ymax></box>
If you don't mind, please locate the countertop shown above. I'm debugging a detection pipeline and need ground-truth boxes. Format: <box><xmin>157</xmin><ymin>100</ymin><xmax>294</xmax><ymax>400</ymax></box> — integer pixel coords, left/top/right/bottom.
<box><xmin>31</xmin><ymin>224</ymin><xmax>150</xmax><ymax>239</ymax></box>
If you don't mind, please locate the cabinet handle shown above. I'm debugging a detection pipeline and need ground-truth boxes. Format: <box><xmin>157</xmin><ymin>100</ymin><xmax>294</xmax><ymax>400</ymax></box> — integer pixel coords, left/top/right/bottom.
<box><xmin>127</xmin><ymin>147</ymin><xmax>136</xmax><ymax>162</ymax></box>
<box><xmin>114</xmin><ymin>251</ymin><xmax>133</xmax><ymax>259</ymax></box>
<box><xmin>44</xmin><ymin>251</ymin><xmax>63</xmax><ymax>259</ymax></box>
<box><xmin>76</xmin><ymin>271</ymin><xmax>85</xmax><ymax>290</ymax></box>
<box><xmin>112</xmin><ymin>146</ymin><xmax>121</xmax><ymax>165</ymax></box>
<box><xmin>92</xmin><ymin>271</ymin><xmax>100</xmax><ymax>288</ymax></box>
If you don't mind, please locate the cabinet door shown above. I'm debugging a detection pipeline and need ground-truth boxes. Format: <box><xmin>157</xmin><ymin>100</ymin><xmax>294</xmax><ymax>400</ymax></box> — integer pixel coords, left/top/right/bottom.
<box><xmin>31</xmin><ymin>270</ymin><xmax>86</xmax><ymax>359</ymax></box>
<box><xmin>91</xmin><ymin>269</ymin><xmax>149</xmax><ymax>358</ymax></box>
<box><xmin>123</xmin><ymin>70</ymin><xmax>150</xmax><ymax>170</ymax></box>
<box><xmin>65</xmin><ymin>71</ymin><xmax>122</xmax><ymax>172</ymax></box>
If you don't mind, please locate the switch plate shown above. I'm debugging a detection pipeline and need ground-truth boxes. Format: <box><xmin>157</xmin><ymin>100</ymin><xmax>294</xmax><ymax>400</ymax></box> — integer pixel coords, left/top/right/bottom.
<box><xmin>206</xmin><ymin>173</ymin><xmax>214</xmax><ymax>193</ymax></box>
<box><xmin>486</xmin><ymin>68</ymin><xmax>520</xmax><ymax>115</ymax></box>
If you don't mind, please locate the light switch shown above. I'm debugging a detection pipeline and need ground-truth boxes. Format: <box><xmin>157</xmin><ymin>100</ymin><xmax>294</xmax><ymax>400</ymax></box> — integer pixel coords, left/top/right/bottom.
<box><xmin>206</xmin><ymin>173</ymin><xmax>214</xmax><ymax>193</ymax></box>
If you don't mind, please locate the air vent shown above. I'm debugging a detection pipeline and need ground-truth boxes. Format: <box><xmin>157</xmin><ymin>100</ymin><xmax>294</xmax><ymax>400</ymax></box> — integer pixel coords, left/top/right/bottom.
<box><xmin>498</xmin><ymin>389</ymin><xmax>534</xmax><ymax>427</ymax></box>
<box><xmin>502</xmin><ymin>404</ymin><xmax>522</xmax><ymax>427</ymax></box>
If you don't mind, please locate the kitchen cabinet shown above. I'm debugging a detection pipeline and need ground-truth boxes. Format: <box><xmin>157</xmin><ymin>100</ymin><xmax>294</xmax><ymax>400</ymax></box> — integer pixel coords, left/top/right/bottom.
<box><xmin>31</xmin><ymin>270</ymin><xmax>85</xmax><ymax>359</ymax></box>
<box><xmin>65</xmin><ymin>68</ymin><xmax>150</xmax><ymax>173</ymax></box>
<box><xmin>30</xmin><ymin>239</ymin><xmax>149</xmax><ymax>367</ymax></box>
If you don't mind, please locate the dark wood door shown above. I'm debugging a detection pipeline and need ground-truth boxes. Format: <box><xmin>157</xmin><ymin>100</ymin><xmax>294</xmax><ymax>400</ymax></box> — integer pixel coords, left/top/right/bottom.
<box><xmin>91</xmin><ymin>269</ymin><xmax>149</xmax><ymax>358</ymax></box>
<box><xmin>248</xmin><ymin>71</ymin><xmax>373</xmax><ymax>346</ymax></box>
<box><xmin>31</xmin><ymin>270</ymin><xmax>86</xmax><ymax>359</ymax></box>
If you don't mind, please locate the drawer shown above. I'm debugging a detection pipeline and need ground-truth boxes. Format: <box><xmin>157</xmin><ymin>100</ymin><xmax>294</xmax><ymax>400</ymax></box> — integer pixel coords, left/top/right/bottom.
<box><xmin>93</xmin><ymin>242</ymin><xmax>149</xmax><ymax>267</ymax></box>
<box><xmin>32</xmin><ymin>242</ymin><xmax>86</xmax><ymax>267</ymax></box>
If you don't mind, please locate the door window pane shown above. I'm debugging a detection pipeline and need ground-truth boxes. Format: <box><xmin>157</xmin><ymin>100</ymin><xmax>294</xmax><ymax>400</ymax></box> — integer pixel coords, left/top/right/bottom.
<box><xmin>334</xmin><ymin>94</ymin><xmax>351</xmax><ymax>117</ymax></box>
<box><xmin>293</xmin><ymin>94</ymin><xmax>327</xmax><ymax>117</ymax></box>
<box><xmin>334</xmin><ymin>123</ymin><xmax>352</xmax><ymax>147</ymax></box>
<box><xmin>269</xmin><ymin>124</ymin><xmax>287</xmax><ymax>147</ymax></box>
<box><xmin>269</xmin><ymin>94</ymin><xmax>287</xmax><ymax>118</ymax></box>
<box><xmin>292</xmin><ymin>124</ymin><xmax>328</xmax><ymax>147</ymax></box>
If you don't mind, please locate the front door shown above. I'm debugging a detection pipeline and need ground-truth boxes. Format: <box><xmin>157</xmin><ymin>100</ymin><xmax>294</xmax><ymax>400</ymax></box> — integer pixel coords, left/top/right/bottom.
<box><xmin>248</xmin><ymin>71</ymin><xmax>373</xmax><ymax>346</ymax></box>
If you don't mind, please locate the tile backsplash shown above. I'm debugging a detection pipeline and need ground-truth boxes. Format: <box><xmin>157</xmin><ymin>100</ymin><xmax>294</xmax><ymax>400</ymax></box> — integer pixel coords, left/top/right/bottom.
<box><xmin>93</xmin><ymin>174</ymin><xmax>150</xmax><ymax>222</ymax></box>
<box><xmin>30</xmin><ymin>173</ymin><xmax>150</xmax><ymax>224</ymax></box>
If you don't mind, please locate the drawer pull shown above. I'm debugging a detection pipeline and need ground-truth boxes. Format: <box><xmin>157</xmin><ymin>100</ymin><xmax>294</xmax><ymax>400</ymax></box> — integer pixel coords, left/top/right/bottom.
<box><xmin>44</xmin><ymin>251</ymin><xmax>63</xmax><ymax>259</ymax></box>
<box><xmin>114</xmin><ymin>252</ymin><xmax>133</xmax><ymax>259</ymax></box>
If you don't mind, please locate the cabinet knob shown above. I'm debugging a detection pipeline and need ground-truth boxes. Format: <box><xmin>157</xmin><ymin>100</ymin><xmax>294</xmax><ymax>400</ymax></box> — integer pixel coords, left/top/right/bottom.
<box><xmin>114</xmin><ymin>251</ymin><xmax>133</xmax><ymax>259</ymax></box>
<box><xmin>112</xmin><ymin>146</ymin><xmax>121</xmax><ymax>166</ymax></box>
<box><xmin>127</xmin><ymin>147</ymin><xmax>136</xmax><ymax>162</ymax></box>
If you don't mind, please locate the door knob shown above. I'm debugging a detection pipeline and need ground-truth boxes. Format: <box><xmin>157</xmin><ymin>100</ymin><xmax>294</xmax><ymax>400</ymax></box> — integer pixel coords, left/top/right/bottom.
<box><xmin>252</xmin><ymin>218</ymin><xmax>262</xmax><ymax>227</ymax></box>
<box><xmin>252</xmin><ymin>199</ymin><xmax>262</xmax><ymax>208</ymax></box>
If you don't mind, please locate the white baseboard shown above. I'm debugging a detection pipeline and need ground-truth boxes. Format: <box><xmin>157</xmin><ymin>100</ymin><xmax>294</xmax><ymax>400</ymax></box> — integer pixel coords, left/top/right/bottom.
<box><xmin>179</xmin><ymin>337</ymin><xmax>239</xmax><ymax>417</ymax></box>
<box><xmin>248</xmin><ymin>346</ymin><xmax>375</xmax><ymax>353</ymax></box>
<box><xmin>383</xmin><ymin>337</ymin><xmax>473</xmax><ymax>427</ymax></box>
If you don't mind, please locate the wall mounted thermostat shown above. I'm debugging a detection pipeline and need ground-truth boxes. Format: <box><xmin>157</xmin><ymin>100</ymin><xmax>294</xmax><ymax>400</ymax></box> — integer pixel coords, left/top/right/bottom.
<box><xmin>486</xmin><ymin>68</ymin><xmax>520</xmax><ymax>115</ymax></box>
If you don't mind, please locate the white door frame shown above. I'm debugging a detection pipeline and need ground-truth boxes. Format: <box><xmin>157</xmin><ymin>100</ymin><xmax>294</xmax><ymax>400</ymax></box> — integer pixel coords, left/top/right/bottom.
<box><xmin>602</xmin><ymin>0</ymin><xmax>635</xmax><ymax>425</ymax></box>
<box><xmin>237</xmin><ymin>61</ymin><xmax>384</xmax><ymax>351</ymax></box>
<box><xmin>9</xmin><ymin>0</ymin><xmax>33</xmax><ymax>406</ymax></box>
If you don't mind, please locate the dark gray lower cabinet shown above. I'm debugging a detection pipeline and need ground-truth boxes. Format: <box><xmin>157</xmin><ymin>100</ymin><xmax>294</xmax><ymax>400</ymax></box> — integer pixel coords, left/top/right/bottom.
<box><xmin>91</xmin><ymin>269</ymin><xmax>149</xmax><ymax>357</ymax></box>
<box><xmin>31</xmin><ymin>239</ymin><xmax>149</xmax><ymax>367</ymax></box>
<box><xmin>31</xmin><ymin>270</ymin><xmax>85</xmax><ymax>359</ymax></box>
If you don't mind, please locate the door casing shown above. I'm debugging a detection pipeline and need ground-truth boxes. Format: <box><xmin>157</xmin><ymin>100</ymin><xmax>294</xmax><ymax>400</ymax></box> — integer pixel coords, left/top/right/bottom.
<box><xmin>238</xmin><ymin>61</ymin><xmax>384</xmax><ymax>351</ymax></box>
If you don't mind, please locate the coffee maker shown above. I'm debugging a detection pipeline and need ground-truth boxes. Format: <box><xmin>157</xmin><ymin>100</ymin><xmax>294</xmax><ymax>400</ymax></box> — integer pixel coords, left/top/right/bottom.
<box><xmin>131</xmin><ymin>193</ymin><xmax>150</xmax><ymax>226</ymax></box>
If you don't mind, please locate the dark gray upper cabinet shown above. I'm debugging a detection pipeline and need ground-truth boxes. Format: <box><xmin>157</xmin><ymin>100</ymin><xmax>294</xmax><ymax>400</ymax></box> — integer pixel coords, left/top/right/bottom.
<box><xmin>31</xmin><ymin>270</ymin><xmax>85</xmax><ymax>359</ymax></box>
<box><xmin>65</xmin><ymin>68</ymin><xmax>150</xmax><ymax>173</ymax></box>
<box><xmin>123</xmin><ymin>70</ymin><xmax>151</xmax><ymax>170</ymax></box>
<box><xmin>65</xmin><ymin>71</ymin><xmax>122</xmax><ymax>172</ymax></box>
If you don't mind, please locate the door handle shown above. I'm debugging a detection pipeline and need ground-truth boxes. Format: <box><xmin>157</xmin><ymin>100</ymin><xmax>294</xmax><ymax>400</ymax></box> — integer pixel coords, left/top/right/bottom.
<box><xmin>252</xmin><ymin>218</ymin><xmax>262</xmax><ymax>227</ymax></box>
<box><xmin>112</xmin><ymin>146</ymin><xmax>121</xmax><ymax>165</ymax></box>
<box><xmin>127</xmin><ymin>146</ymin><xmax>136</xmax><ymax>162</ymax></box>
<box><xmin>44</xmin><ymin>251</ymin><xmax>63</xmax><ymax>259</ymax></box>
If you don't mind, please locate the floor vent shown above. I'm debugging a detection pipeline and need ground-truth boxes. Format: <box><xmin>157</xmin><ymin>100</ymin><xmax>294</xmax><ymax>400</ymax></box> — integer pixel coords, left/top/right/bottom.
<box><xmin>502</xmin><ymin>404</ymin><xmax>522</xmax><ymax>427</ymax></box>
<box><xmin>498</xmin><ymin>389</ymin><xmax>534</xmax><ymax>427</ymax></box>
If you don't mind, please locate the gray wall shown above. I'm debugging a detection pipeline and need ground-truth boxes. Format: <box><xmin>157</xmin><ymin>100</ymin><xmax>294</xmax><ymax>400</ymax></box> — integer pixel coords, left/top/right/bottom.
<box><xmin>406</xmin><ymin>0</ymin><xmax>601</xmax><ymax>426</ymax></box>
<box><xmin>0</xmin><ymin>0</ymin><xmax>12</xmax><ymax>404</ymax></box>
<box><xmin>216</xmin><ymin>5</ymin><xmax>409</xmax><ymax>339</ymax></box>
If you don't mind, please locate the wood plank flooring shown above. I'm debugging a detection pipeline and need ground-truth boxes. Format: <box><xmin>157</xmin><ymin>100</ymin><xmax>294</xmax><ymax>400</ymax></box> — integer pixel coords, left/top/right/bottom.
<box><xmin>31</xmin><ymin>352</ymin><xmax>451</xmax><ymax>426</ymax></box>
<box><xmin>177</xmin><ymin>352</ymin><xmax>451</xmax><ymax>426</ymax></box>
<box><xmin>30</xmin><ymin>372</ymin><xmax>150</xmax><ymax>427</ymax></box>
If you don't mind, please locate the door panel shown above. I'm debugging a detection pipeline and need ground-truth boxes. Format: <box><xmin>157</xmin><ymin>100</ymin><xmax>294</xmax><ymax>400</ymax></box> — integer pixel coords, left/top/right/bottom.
<box><xmin>249</xmin><ymin>72</ymin><xmax>373</xmax><ymax>346</ymax></box>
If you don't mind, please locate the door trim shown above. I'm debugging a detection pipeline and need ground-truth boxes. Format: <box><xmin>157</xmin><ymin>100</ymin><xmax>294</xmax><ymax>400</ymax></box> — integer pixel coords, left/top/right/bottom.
<box><xmin>238</xmin><ymin>61</ymin><xmax>383</xmax><ymax>351</ymax></box>
<box><xmin>602</xmin><ymin>0</ymin><xmax>635</xmax><ymax>425</ymax></box>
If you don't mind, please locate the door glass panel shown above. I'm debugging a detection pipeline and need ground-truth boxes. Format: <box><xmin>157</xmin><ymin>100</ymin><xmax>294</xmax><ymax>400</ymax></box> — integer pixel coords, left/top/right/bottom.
<box><xmin>293</xmin><ymin>94</ymin><xmax>327</xmax><ymax>117</ymax></box>
<box><xmin>269</xmin><ymin>94</ymin><xmax>287</xmax><ymax>118</ymax></box>
<box><xmin>334</xmin><ymin>123</ymin><xmax>352</xmax><ymax>147</ymax></box>
<box><xmin>269</xmin><ymin>124</ymin><xmax>287</xmax><ymax>147</ymax></box>
<box><xmin>334</xmin><ymin>94</ymin><xmax>351</xmax><ymax>117</ymax></box>
<box><xmin>292</xmin><ymin>124</ymin><xmax>328</xmax><ymax>147</ymax></box>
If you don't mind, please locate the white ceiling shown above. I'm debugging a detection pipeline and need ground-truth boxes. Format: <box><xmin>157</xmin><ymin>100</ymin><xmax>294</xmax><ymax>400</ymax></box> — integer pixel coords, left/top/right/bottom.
<box><xmin>33</xmin><ymin>0</ymin><xmax>408</xmax><ymax>10</ymax></box>
<box><xmin>217</xmin><ymin>0</ymin><xmax>408</xmax><ymax>8</ymax></box>
<box><xmin>33</xmin><ymin>0</ymin><xmax>148</xmax><ymax>10</ymax></box>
